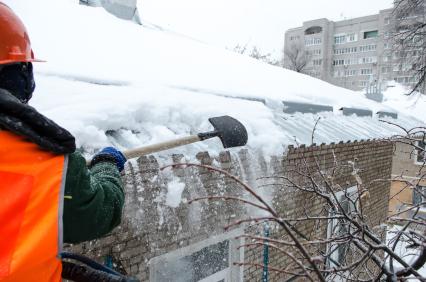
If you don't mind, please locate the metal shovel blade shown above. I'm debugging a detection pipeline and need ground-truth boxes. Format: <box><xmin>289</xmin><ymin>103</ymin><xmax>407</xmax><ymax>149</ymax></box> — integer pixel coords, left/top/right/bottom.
<box><xmin>208</xmin><ymin>116</ymin><xmax>248</xmax><ymax>148</ymax></box>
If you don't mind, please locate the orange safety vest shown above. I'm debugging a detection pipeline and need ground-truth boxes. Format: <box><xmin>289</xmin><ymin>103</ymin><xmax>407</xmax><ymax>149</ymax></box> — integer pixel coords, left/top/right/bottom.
<box><xmin>0</xmin><ymin>130</ymin><xmax>67</xmax><ymax>281</ymax></box>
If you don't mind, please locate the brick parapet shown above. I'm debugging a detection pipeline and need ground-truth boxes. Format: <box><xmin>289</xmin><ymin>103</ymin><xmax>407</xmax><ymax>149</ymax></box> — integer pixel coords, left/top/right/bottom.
<box><xmin>65</xmin><ymin>139</ymin><xmax>393</xmax><ymax>281</ymax></box>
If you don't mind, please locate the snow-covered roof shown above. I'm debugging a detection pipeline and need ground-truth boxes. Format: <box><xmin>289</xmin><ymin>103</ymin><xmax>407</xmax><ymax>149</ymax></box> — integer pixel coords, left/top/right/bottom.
<box><xmin>5</xmin><ymin>0</ymin><xmax>425</xmax><ymax>158</ymax></box>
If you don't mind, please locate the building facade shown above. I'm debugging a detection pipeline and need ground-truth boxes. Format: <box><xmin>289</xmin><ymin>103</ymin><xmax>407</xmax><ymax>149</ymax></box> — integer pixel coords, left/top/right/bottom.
<box><xmin>284</xmin><ymin>4</ymin><xmax>425</xmax><ymax>92</ymax></box>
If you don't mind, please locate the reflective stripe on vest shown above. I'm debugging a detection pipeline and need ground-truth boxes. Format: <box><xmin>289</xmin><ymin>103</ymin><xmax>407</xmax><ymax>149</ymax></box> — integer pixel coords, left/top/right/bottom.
<box><xmin>0</xmin><ymin>131</ymin><xmax>67</xmax><ymax>282</ymax></box>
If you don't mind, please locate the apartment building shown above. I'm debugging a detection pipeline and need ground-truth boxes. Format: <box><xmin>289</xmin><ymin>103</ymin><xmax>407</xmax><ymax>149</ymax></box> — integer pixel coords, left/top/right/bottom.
<box><xmin>284</xmin><ymin>5</ymin><xmax>425</xmax><ymax>92</ymax></box>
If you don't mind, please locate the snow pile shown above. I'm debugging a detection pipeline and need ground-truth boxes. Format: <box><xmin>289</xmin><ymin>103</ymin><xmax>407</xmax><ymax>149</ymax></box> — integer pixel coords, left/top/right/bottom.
<box><xmin>387</xmin><ymin>225</ymin><xmax>426</xmax><ymax>278</ymax></box>
<box><xmin>165</xmin><ymin>178</ymin><xmax>186</xmax><ymax>208</ymax></box>
<box><xmin>382</xmin><ymin>84</ymin><xmax>426</xmax><ymax>123</ymax></box>
<box><xmin>4</xmin><ymin>0</ymin><xmax>426</xmax><ymax>159</ymax></box>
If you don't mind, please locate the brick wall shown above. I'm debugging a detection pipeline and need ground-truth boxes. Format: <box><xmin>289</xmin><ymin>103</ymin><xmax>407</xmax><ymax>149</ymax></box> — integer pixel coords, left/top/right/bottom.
<box><xmin>65</xmin><ymin>139</ymin><xmax>393</xmax><ymax>281</ymax></box>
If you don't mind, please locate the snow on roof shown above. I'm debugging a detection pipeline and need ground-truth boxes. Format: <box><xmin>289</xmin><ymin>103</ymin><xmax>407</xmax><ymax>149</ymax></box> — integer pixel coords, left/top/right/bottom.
<box><xmin>6</xmin><ymin>0</ymin><xmax>425</xmax><ymax>158</ymax></box>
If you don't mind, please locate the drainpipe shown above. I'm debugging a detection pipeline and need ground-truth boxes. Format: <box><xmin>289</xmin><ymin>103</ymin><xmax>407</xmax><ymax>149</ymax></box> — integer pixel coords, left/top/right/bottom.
<box><xmin>262</xmin><ymin>222</ymin><xmax>270</xmax><ymax>282</ymax></box>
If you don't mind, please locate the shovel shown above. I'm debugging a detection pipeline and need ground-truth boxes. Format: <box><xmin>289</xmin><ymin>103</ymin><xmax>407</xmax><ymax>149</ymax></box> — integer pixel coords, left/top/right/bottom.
<box><xmin>87</xmin><ymin>115</ymin><xmax>248</xmax><ymax>163</ymax></box>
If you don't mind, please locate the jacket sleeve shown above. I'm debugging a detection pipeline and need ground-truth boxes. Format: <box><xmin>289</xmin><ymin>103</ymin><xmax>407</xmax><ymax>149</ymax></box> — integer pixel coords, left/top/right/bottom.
<box><xmin>63</xmin><ymin>152</ymin><xmax>125</xmax><ymax>244</ymax></box>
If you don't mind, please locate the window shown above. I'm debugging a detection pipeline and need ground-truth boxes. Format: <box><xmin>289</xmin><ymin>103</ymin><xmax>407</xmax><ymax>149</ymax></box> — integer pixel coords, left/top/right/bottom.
<box><xmin>397</xmin><ymin>24</ymin><xmax>410</xmax><ymax>33</ymax></box>
<box><xmin>384</xmin><ymin>17</ymin><xmax>390</xmax><ymax>25</ymax></box>
<box><xmin>395</xmin><ymin>76</ymin><xmax>414</xmax><ymax>83</ymax></box>
<box><xmin>413</xmin><ymin>185</ymin><xmax>426</xmax><ymax>205</ymax></box>
<box><xmin>334</xmin><ymin>35</ymin><xmax>346</xmax><ymax>44</ymax></box>
<box><xmin>149</xmin><ymin>229</ymin><xmax>244</xmax><ymax>282</ymax></box>
<box><xmin>333</xmin><ymin>59</ymin><xmax>344</xmax><ymax>66</ymax></box>
<box><xmin>359</xmin><ymin>44</ymin><xmax>377</xmax><ymax>52</ymax></box>
<box><xmin>313</xmin><ymin>49</ymin><xmax>322</xmax><ymax>55</ymax></box>
<box><xmin>360</xmin><ymin>81</ymin><xmax>368</xmax><ymax>87</ymax></box>
<box><xmin>313</xmin><ymin>59</ymin><xmax>322</xmax><ymax>66</ymax></box>
<box><xmin>360</xmin><ymin>57</ymin><xmax>377</xmax><ymax>64</ymax></box>
<box><xmin>344</xmin><ymin>58</ymin><xmax>358</xmax><ymax>65</ymax></box>
<box><xmin>395</xmin><ymin>51</ymin><xmax>407</xmax><ymax>58</ymax></box>
<box><xmin>344</xmin><ymin>69</ymin><xmax>357</xmax><ymax>76</ymax></box>
<box><xmin>412</xmin><ymin>50</ymin><xmax>420</xmax><ymax>57</ymax></box>
<box><xmin>363</xmin><ymin>30</ymin><xmax>378</xmax><ymax>39</ymax></box>
<box><xmin>305</xmin><ymin>38</ymin><xmax>312</xmax><ymax>46</ymax></box>
<box><xmin>347</xmin><ymin>33</ymin><xmax>357</xmax><ymax>42</ymax></box>
<box><xmin>401</xmin><ymin>64</ymin><xmax>412</xmax><ymax>71</ymax></box>
<box><xmin>334</xmin><ymin>47</ymin><xmax>357</xmax><ymax>55</ymax></box>
<box><xmin>383</xmin><ymin>55</ymin><xmax>392</xmax><ymax>62</ymax></box>
<box><xmin>305</xmin><ymin>37</ymin><xmax>322</xmax><ymax>46</ymax></box>
<box><xmin>308</xmin><ymin>71</ymin><xmax>321</xmax><ymax>77</ymax></box>
<box><xmin>415</xmin><ymin>140</ymin><xmax>426</xmax><ymax>165</ymax></box>
<box><xmin>327</xmin><ymin>186</ymin><xmax>358</xmax><ymax>268</ymax></box>
<box><xmin>360</xmin><ymin>68</ymin><xmax>372</xmax><ymax>75</ymax></box>
<box><xmin>381</xmin><ymin>67</ymin><xmax>391</xmax><ymax>74</ymax></box>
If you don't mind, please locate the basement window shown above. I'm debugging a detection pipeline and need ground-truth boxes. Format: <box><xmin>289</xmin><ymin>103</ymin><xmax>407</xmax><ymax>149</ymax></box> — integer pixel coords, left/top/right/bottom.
<box><xmin>327</xmin><ymin>186</ymin><xmax>358</xmax><ymax>268</ymax></box>
<box><xmin>149</xmin><ymin>229</ymin><xmax>244</xmax><ymax>282</ymax></box>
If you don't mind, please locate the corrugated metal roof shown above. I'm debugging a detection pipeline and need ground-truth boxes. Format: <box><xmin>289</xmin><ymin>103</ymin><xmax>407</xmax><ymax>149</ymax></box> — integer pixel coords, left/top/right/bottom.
<box><xmin>272</xmin><ymin>111</ymin><xmax>420</xmax><ymax>146</ymax></box>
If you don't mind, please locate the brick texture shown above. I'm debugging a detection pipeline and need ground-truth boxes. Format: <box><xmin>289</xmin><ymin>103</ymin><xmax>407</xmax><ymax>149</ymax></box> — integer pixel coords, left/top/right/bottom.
<box><xmin>65</xmin><ymin>140</ymin><xmax>393</xmax><ymax>281</ymax></box>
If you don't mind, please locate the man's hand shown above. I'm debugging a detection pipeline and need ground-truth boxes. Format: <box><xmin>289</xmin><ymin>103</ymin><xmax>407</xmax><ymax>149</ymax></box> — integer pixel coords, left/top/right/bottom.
<box><xmin>90</xmin><ymin>147</ymin><xmax>127</xmax><ymax>172</ymax></box>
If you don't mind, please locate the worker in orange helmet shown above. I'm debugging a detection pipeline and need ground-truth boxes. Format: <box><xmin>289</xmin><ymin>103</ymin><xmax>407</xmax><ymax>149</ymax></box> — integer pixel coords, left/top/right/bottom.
<box><xmin>0</xmin><ymin>3</ymin><xmax>136</xmax><ymax>282</ymax></box>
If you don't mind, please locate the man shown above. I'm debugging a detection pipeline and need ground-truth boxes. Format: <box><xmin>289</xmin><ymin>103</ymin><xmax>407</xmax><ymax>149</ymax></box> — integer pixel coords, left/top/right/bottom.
<box><xmin>0</xmin><ymin>3</ymin><xmax>127</xmax><ymax>281</ymax></box>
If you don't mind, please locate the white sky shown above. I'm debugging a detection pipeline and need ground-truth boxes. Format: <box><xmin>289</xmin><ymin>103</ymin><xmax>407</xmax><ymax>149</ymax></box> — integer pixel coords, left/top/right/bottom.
<box><xmin>140</xmin><ymin>0</ymin><xmax>394</xmax><ymax>58</ymax></box>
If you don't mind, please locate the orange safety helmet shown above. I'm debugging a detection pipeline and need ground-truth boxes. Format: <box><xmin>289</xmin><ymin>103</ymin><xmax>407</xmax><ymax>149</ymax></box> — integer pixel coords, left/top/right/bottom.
<box><xmin>0</xmin><ymin>3</ymin><xmax>42</xmax><ymax>64</ymax></box>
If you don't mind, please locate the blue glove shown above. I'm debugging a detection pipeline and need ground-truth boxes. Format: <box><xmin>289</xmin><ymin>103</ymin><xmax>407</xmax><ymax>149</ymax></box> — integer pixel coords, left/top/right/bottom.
<box><xmin>92</xmin><ymin>147</ymin><xmax>127</xmax><ymax>172</ymax></box>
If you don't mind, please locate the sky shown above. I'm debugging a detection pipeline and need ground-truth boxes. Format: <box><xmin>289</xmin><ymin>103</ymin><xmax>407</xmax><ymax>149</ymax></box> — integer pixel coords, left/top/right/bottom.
<box><xmin>140</xmin><ymin>0</ymin><xmax>394</xmax><ymax>58</ymax></box>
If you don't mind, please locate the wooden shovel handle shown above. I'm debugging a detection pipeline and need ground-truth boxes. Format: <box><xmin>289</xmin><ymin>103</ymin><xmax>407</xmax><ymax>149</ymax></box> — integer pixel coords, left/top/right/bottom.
<box><xmin>86</xmin><ymin>135</ymin><xmax>201</xmax><ymax>165</ymax></box>
<box><xmin>123</xmin><ymin>135</ymin><xmax>201</xmax><ymax>159</ymax></box>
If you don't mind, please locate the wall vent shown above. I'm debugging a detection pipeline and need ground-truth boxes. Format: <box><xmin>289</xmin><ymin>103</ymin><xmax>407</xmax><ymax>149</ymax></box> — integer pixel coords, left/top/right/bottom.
<box><xmin>340</xmin><ymin>107</ymin><xmax>372</xmax><ymax>117</ymax></box>
<box><xmin>377</xmin><ymin>111</ymin><xmax>398</xmax><ymax>119</ymax></box>
<box><xmin>283</xmin><ymin>101</ymin><xmax>333</xmax><ymax>114</ymax></box>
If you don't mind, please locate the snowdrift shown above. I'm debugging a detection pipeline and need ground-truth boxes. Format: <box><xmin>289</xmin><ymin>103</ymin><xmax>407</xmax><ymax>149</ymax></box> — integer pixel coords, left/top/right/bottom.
<box><xmin>5</xmin><ymin>0</ymin><xmax>425</xmax><ymax>158</ymax></box>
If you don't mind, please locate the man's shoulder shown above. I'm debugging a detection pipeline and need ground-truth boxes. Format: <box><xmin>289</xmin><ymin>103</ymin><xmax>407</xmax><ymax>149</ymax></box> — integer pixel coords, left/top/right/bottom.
<box><xmin>0</xmin><ymin>90</ymin><xmax>76</xmax><ymax>154</ymax></box>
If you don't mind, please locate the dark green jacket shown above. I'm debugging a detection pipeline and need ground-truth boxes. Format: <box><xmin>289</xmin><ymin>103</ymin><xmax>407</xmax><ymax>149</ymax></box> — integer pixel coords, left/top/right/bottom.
<box><xmin>63</xmin><ymin>152</ymin><xmax>125</xmax><ymax>244</ymax></box>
